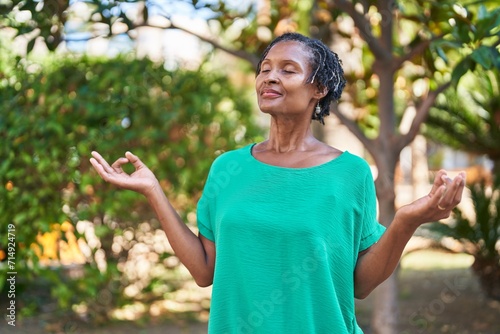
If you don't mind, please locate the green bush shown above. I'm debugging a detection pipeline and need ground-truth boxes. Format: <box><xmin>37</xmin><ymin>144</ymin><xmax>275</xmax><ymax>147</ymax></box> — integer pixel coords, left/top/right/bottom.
<box><xmin>0</xmin><ymin>48</ymin><xmax>262</xmax><ymax>321</ymax></box>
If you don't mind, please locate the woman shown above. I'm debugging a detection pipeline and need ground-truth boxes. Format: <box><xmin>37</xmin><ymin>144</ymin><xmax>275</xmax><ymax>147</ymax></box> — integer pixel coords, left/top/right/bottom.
<box><xmin>90</xmin><ymin>33</ymin><xmax>465</xmax><ymax>333</ymax></box>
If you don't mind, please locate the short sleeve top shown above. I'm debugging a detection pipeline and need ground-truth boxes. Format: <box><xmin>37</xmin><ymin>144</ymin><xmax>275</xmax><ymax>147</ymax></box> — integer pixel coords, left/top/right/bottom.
<box><xmin>197</xmin><ymin>143</ymin><xmax>386</xmax><ymax>333</ymax></box>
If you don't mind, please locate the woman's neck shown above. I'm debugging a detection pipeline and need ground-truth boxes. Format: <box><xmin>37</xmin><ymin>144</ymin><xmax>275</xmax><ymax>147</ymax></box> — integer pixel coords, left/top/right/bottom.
<box><xmin>265</xmin><ymin>116</ymin><xmax>317</xmax><ymax>153</ymax></box>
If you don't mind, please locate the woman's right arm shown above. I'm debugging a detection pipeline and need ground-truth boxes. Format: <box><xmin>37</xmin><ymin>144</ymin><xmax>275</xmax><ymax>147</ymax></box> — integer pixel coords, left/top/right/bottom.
<box><xmin>90</xmin><ymin>151</ymin><xmax>215</xmax><ymax>287</ymax></box>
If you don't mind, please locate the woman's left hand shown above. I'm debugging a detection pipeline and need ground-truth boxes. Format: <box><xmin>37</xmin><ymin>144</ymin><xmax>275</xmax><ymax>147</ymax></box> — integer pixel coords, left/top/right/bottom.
<box><xmin>396</xmin><ymin>169</ymin><xmax>466</xmax><ymax>226</ymax></box>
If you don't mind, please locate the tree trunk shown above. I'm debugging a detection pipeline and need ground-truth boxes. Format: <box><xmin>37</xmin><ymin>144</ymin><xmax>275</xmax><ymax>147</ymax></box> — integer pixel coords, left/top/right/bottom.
<box><xmin>472</xmin><ymin>256</ymin><xmax>500</xmax><ymax>301</ymax></box>
<box><xmin>371</xmin><ymin>274</ymin><xmax>399</xmax><ymax>333</ymax></box>
<box><xmin>412</xmin><ymin>135</ymin><xmax>430</xmax><ymax>199</ymax></box>
<box><xmin>371</xmin><ymin>184</ymin><xmax>399</xmax><ymax>334</ymax></box>
<box><xmin>368</xmin><ymin>0</ymin><xmax>400</xmax><ymax>329</ymax></box>
<box><xmin>371</xmin><ymin>149</ymin><xmax>399</xmax><ymax>334</ymax></box>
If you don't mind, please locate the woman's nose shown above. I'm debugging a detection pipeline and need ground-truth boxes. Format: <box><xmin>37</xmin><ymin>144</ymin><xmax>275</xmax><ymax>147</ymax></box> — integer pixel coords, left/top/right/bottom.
<box><xmin>264</xmin><ymin>71</ymin><xmax>278</xmax><ymax>84</ymax></box>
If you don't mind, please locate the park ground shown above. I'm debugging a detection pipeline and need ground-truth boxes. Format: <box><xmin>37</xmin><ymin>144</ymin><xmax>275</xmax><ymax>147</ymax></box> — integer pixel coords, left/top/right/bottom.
<box><xmin>2</xmin><ymin>249</ymin><xmax>500</xmax><ymax>334</ymax></box>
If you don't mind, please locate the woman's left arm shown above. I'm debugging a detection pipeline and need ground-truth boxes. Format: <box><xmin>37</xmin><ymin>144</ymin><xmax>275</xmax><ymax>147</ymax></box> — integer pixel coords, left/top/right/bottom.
<box><xmin>353</xmin><ymin>170</ymin><xmax>466</xmax><ymax>299</ymax></box>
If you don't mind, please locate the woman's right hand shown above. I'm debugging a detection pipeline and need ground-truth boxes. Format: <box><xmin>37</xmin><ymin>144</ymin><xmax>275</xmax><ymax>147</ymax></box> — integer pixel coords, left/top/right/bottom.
<box><xmin>90</xmin><ymin>151</ymin><xmax>159</xmax><ymax>196</ymax></box>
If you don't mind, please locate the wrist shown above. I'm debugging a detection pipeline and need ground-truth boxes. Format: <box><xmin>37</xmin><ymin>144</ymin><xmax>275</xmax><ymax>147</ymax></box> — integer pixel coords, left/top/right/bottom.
<box><xmin>143</xmin><ymin>179</ymin><xmax>162</xmax><ymax>198</ymax></box>
<box><xmin>393</xmin><ymin>210</ymin><xmax>420</xmax><ymax>235</ymax></box>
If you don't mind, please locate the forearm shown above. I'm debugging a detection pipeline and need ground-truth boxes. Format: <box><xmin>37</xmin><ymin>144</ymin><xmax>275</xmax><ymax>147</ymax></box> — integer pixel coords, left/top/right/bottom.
<box><xmin>354</xmin><ymin>171</ymin><xmax>466</xmax><ymax>299</ymax></box>
<box><xmin>354</xmin><ymin>215</ymin><xmax>418</xmax><ymax>299</ymax></box>
<box><xmin>145</xmin><ymin>183</ymin><xmax>213</xmax><ymax>286</ymax></box>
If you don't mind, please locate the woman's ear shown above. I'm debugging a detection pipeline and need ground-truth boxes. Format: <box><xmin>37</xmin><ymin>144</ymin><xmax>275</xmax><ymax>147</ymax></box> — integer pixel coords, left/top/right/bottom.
<box><xmin>314</xmin><ymin>85</ymin><xmax>328</xmax><ymax>99</ymax></box>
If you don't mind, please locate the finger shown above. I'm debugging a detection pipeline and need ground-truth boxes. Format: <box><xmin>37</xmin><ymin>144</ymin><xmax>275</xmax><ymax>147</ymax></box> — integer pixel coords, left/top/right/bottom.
<box><xmin>434</xmin><ymin>185</ymin><xmax>447</xmax><ymax>207</ymax></box>
<box><xmin>435</xmin><ymin>169</ymin><xmax>447</xmax><ymax>180</ymax></box>
<box><xmin>439</xmin><ymin>173</ymin><xmax>453</xmax><ymax>198</ymax></box>
<box><xmin>452</xmin><ymin>172</ymin><xmax>466</xmax><ymax>204</ymax></box>
<box><xmin>125</xmin><ymin>151</ymin><xmax>144</xmax><ymax>169</ymax></box>
<box><xmin>89</xmin><ymin>157</ymin><xmax>100</xmax><ymax>172</ymax></box>
<box><xmin>91</xmin><ymin>151</ymin><xmax>115</xmax><ymax>174</ymax></box>
<box><xmin>90</xmin><ymin>157</ymin><xmax>112</xmax><ymax>181</ymax></box>
<box><xmin>438</xmin><ymin>172</ymin><xmax>466</xmax><ymax>209</ymax></box>
<box><xmin>440</xmin><ymin>174</ymin><xmax>453</xmax><ymax>186</ymax></box>
<box><xmin>430</xmin><ymin>169</ymin><xmax>448</xmax><ymax>195</ymax></box>
<box><xmin>111</xmin><ymin>157</ymin><xmax>130</xmax><ymax>173</ymax></box>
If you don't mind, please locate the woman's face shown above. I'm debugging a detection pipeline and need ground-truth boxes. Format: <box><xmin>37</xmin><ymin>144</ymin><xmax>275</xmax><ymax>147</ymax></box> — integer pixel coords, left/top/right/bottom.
<box><xmin>255</xmin><ymin>41</ymin><xmax>322</xmax><ymax>119</ymax></box>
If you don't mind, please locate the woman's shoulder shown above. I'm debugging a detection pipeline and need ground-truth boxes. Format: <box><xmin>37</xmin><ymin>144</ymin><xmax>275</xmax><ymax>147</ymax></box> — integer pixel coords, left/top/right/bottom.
<box><xmin>339</xmin><ymin>150</ymin><xmax>370</xmax><ymax>167</ymax></box>
<box><xmin>320</xmin><ymin>145</ymin><xmax>373</xmax><ymax>177</ymax></box>
<box><xmin>316</xmin><ymin>142</ymin><xmax>368</xmax><ymax>167</ymax></box>
<box><xmin>209</xmin><ymin>144</ymin><xmax>253</xmax><ymax>170</ymax></box>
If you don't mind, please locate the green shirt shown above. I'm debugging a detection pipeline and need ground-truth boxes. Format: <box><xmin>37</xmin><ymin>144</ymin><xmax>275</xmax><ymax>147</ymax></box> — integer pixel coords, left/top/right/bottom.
<box><xmin>197</xmin><ymin>143</ymin><xmax>386</xmax><ymax>333</ymax></box>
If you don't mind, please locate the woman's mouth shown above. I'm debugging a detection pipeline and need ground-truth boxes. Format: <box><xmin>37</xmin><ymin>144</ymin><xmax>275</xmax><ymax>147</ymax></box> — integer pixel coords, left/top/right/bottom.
<box><xmin>261</xmin><ymin>89</ymin><xmax>282</xmax><ymax>98</ymax></box>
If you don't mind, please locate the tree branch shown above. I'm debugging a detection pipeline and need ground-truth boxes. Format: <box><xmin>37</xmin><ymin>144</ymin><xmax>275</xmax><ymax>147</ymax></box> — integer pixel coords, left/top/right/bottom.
<box><xmin>398</xmin><ymin>81</ymin><xmax>451</xmax><ymax>150</ymax></box>
<box><xmin>62</xmin><ymin>19</ymin><xmax>260</xmax><ymax>69</ymax></box>
<box><xmin>168</xmin><ymin>22</ymin><xmax>260</xmax><ymax>69</ymax></box>
<box><xmin>392</xmin><ymin>34</ymin><xmax>445</xmax><ymax>71</ymax></box>
<box><xmin>330</xmin><ymin>103</ymin><xmax>375</xmax><ymax>150</ymax></box>
<box><xmin>332</xmin><ymin>0</ymin><xmax>391</xmax><ymax>61</ymax></box>
<box><xmin>393</xmin><ymin>39</ymin><xmax>431</xmax><ymax>70</ymax></box>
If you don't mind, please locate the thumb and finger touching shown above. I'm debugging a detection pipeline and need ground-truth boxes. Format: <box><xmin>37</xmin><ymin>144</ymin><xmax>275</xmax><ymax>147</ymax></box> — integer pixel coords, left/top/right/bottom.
<box><xmin>90</xmin><ymin>151</ymin><xmax>133</xmax><ymax>182</ymax></box>
<box><xmin>125</xmin><ymin>151</ymin><xmax>144</xmax><ymax>170</ymax></box>
<box><xmin>429</xmin><ymin>169</ymin><xmax>448</xmax><ymax>196</ymax></box>
<box><xmin>90</xmin><ymin>151</ymin><xmax>156</xmax><ymax>194</ymax></box>
<box><xmin>111</xmin><ymin>157</ymin><xmax>130</xmax><ymax>174</ymax></box>
<box><xmin>402</xmin><ymin>171</ymin><xmax>466</xmax><ymax>224</ymax></box>
<box><xmin>432</xmin><ymin>171</ymin><xmax>466</xmax><ymax>213</ymax></box>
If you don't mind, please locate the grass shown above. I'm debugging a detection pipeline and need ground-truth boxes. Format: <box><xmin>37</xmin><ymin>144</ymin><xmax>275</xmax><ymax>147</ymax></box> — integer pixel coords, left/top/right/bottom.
<box><xmin>400</xmin><ymin>249</ymin><xmax>475</xmax><ymax>270</ymax></box>
<box><xmin>4</xmin><ymin>249</ymin><xmax>498</xmax><ymax>334</ymax></box>
<box><xmin>356</xmin><ymin>249</ymin><xmax>500</xmax><ymax>334</ymax></box>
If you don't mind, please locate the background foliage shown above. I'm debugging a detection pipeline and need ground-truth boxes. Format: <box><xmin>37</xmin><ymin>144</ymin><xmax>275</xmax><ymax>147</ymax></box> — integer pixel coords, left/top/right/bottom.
<box><xmin>0</xmin><ymin>41</ymin><xmax>263</xmax><ymax>320</ymax></box>
<box><xmin>424</xmin><ymin>68</ymin><xmax>500</xmax><ymax>170</ymax></box>
<box><xmin>421</xmin><ymin>67</ymin><xmax>500</xmax><ymax>302</ymax></box>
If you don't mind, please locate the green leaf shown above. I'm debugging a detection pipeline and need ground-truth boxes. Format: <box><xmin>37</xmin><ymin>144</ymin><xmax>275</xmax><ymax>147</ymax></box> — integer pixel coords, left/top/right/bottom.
<box><xmin>470</xmin><ymin>46</ymin><xmax>494</xmax><ymax>70</ymax></box>
<box><xmin>26</xmin><ymin>38</ymin><xmax>37</xmax><ymax>54</ymax></box>
<box><xmin>451</xmin><ymin>57</ymin><xmax>473</xmax><ymax>87</ymax></box>
<box><xmin>436</xmin><ymin>45</ymin><xmax>449</xmax><ymax>64</ymax></box>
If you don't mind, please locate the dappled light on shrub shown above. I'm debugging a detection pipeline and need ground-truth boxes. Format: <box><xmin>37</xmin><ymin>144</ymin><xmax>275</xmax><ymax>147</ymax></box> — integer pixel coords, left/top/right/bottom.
<box><xmin>30</xmin><ymin>222</ymin><xmax>86</xmax><ymax>266</ymax></box>
<box><xmin>0</xmin><ymin>50</ymin><xmax>263</xmax><ymax>323</ymax></box>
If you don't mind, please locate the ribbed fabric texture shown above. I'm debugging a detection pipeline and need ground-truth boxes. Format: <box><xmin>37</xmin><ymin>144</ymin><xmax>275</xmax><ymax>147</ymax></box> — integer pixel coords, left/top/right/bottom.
<box><xmin>197</xmin><ymin>143</ymin><xmax>386</xmax><ymax>334</ymax></box>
